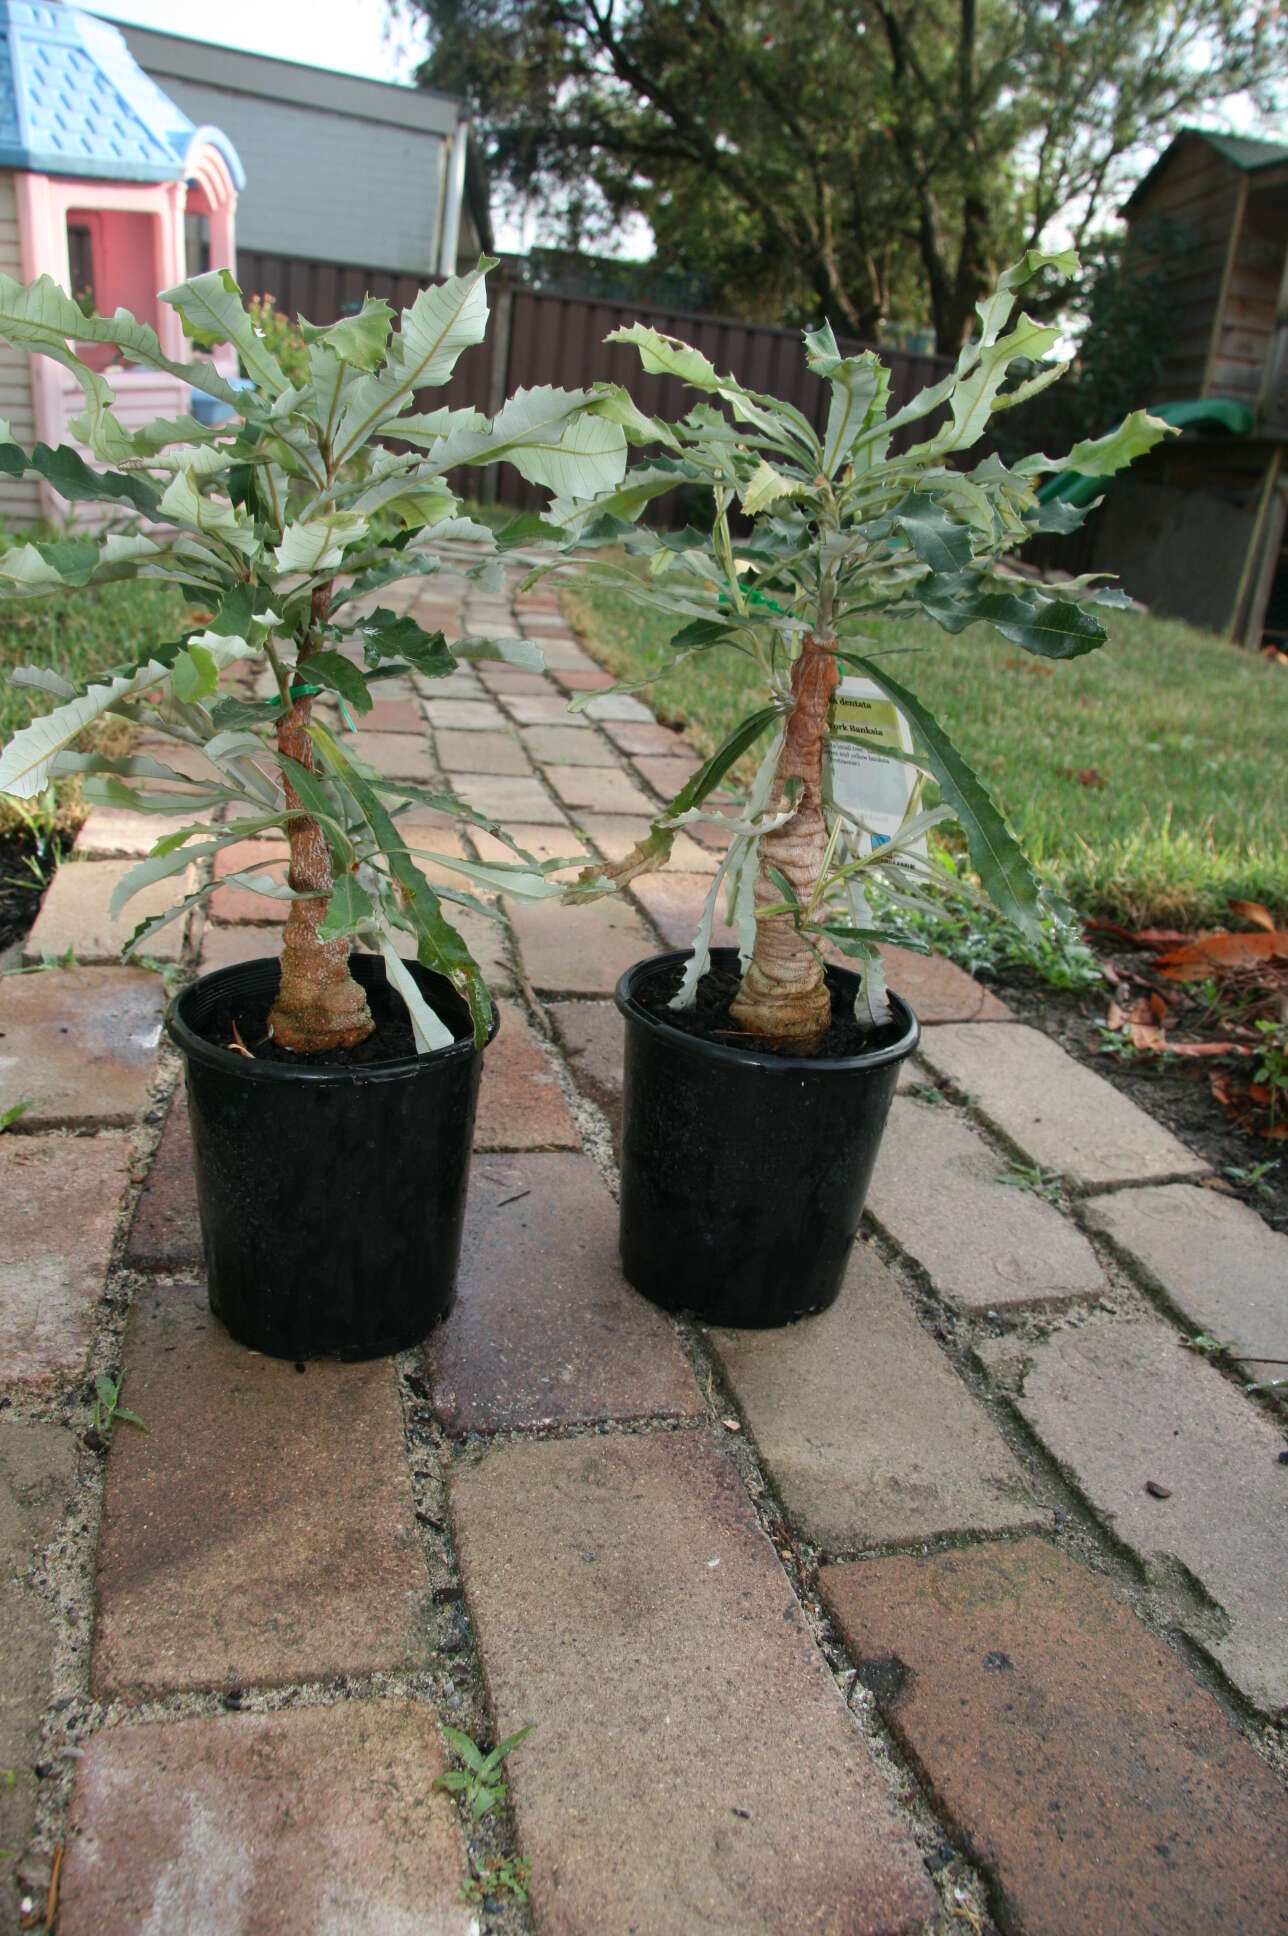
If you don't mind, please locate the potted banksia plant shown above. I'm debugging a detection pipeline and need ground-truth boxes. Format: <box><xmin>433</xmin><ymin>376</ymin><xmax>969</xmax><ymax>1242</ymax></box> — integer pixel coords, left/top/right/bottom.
<box><xmin>0</xmin><ymin>261</ymin><xmax>626</xmax><ymax>1358</ymax></box>
<box><xmin>535</xmin><ymin>250</ymin><xmax>1171</xmax><ymax>1326</ymax></box>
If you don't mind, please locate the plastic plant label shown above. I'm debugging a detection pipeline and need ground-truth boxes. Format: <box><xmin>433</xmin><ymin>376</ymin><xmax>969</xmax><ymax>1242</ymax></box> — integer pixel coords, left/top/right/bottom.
<box><xmin>825</xmin><ymin>676</ymin><xmax>925</xmax><ymax>865</ymax></box>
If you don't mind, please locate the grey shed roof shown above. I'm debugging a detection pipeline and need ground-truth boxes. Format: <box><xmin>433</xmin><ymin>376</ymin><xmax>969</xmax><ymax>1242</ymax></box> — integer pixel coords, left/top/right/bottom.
<box><xmin>1125</xmin><ymin>126</ymin><xmax>1288</xmax><ymax>210</ymax></box>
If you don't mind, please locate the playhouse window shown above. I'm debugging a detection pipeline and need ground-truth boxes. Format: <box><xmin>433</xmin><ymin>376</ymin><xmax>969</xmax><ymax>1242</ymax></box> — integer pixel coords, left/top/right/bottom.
<box><xmin>66</xmin><ymin>221</ymin><xmax>96</xmax><ymax>316</ymax></box>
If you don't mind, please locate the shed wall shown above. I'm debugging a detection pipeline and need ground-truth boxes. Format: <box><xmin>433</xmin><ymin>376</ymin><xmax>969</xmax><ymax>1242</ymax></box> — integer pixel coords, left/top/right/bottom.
<box><xmin>143</xmin><ymin>75</ymin><xmax>446</xmax><ymax>275</ymax></box>
<box><xmin>0</xmin><ymin>170</ymin><xmax>38</xmax><ymax>525</ymax></box>
<box><xmin>1131</xmin><ymin>137</ymin><xmax>1245</xmax><ymax>400</ymax></box>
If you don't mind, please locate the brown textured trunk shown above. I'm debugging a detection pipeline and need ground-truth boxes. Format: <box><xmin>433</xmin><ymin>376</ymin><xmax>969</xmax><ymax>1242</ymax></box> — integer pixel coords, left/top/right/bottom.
<box><xmin>729</xmin><ymin>631</ymin><xmax>838</xmax><ymax>1053</ymax></box>
<box><xmin>265</xmin><ymin>591</ymin><xmax>372</xmax><ymax>1053</ymax></box>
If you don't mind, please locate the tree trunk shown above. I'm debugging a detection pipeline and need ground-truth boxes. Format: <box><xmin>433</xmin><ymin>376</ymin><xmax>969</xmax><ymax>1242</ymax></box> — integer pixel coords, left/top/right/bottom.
<box><xmin>265</xmin><ymin>608</ymin><xmax>372</xmax><ymax>1054</ymax></box>
<box><xmin>729</xmin><ymin>631</ymin><xmax>838</xmax><ymax>1053</ymax></box>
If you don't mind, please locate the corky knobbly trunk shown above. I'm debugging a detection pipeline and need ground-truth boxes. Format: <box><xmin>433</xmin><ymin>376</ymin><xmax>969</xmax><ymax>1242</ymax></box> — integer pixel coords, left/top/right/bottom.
<box><xmin>729</xmin><ymin>630</ymin><xmax>838</xmax><ymax>1053</ymax></box>
<box><xmin>266</xmin><ymin>589</ymin><xmax>373</xmax><ymax>1053</ymax></box>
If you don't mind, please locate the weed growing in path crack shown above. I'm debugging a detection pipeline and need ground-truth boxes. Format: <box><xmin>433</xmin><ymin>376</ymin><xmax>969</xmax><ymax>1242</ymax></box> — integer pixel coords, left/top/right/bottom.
<box><xmin>435</xmin><ymin>1724</ymin><xmax>532</xmax><ymax>1823</ymax></box>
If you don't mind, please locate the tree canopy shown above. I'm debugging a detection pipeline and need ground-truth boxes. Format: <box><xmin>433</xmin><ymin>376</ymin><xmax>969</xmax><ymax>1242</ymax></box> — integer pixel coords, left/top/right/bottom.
<box><xmin>409</xmin><ymin>0</ymin><xmax>1285</xmax><ymax>349</ymax></box>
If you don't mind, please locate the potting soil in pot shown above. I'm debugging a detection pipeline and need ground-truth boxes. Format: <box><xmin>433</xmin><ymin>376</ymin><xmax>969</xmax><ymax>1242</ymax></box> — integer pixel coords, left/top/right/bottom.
<box><xmin>634</xmin><ymin>957</ymin><xmax>908</xmax><ymax>1059</ymax></box>
<box><xmin>191</xmin><ymin>961</ymin><xmax>471</xmax><ymax>1066</ymax></box>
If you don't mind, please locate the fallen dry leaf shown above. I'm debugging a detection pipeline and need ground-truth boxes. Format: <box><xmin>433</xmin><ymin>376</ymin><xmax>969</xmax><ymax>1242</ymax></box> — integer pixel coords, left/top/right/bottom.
<box><xmin>1228</xmin><ymin>900</ymin><xmax>1278</xmax><ymax>933</ymax></box>
<box><xmin>1156</xmin><ymin>930</ymin><xmax>1288</xmax><ymax>980</ymax></box>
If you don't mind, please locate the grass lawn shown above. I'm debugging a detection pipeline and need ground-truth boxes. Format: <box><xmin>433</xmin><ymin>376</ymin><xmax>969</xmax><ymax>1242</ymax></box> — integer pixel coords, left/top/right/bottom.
<box><xmin>560</xmin><ymin>573</ymin><xmax>1288</xmax><ymax>929</ymax></box>
<box><xmin>0</xmin><ymin>577</ymin><xmax>189</xmax><ymax>833</ymax></box>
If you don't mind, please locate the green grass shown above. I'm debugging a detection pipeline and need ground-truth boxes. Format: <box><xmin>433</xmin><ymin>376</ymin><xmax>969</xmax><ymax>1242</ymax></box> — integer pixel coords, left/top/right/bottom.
<box><xmin>0</xmin><ymin>576</ymin><xmax>188</xmax><ymax>832</ymax></box>
<box><xmin>561</xmin><ymin>575</ymin><xmax>1288</xmax><ymax>928</ymax></box>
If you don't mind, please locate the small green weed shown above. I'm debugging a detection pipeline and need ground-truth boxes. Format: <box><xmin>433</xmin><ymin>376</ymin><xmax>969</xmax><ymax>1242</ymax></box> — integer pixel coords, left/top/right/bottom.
<box><xmin>0</xmin><ymin>1097</ymin><xmax>36</xmax><ymax>1131</ymax></box>
<box><xmin>1181</xmin><ymin>1331</ymin><xmax>1240</xmax><ymax>1359</ymax></box>
<box><xmin>461</xmin><ymin>1855</ymin><xmax>532</xmax><ymax>1904</ymax></box>
<box><xmin>997</xmin><ymin>1162</ymin><xmax>1063</xmax><ymax>1203</ymax></box>
<box><xmin>1252</xmin><ymin>1021</ymin><xmax>1288</xmax><ymax>1127</ymax></box>
<box><xmin>89</xmin><ymin>1374</ymin><xmax>146</xmax><ymax>1443</ymax></box>
<box><xmin>434</xmin><ymin>1724</ymin><xmax>531</xmax><ymax>1823</ymax></box>
<box><xmin>1223</xmin><ymin>1159</ymin><xmax>1280</xmax><ymax>1200</ymax></box>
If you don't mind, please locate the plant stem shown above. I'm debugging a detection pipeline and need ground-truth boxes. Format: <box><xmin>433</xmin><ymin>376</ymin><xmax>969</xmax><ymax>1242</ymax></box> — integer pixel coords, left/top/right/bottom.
<box><xmin>265</xmin><ymin>580</ymin><xmax>373</xmax><ymax>1052</ymax></box>
<box><xmin>729</xmin><ymin>629</ymin><xmax>838</xmax><ymax>1051</ymax></box>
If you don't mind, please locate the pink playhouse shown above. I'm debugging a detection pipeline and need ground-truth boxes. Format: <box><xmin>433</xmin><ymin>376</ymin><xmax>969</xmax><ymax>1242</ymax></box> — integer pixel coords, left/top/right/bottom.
<box><xmin>0</xmin><ymin>1</ymin><xmax>245</xmax><ymax>525</ymax></box>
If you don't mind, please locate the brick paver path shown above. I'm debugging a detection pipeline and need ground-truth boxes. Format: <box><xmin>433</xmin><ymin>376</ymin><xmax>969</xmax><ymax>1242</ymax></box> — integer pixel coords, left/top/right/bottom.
<box><xmin>3</xmin><ymin>556</ymin><xmax>1286</xmax><ymax>1934</ymax></box>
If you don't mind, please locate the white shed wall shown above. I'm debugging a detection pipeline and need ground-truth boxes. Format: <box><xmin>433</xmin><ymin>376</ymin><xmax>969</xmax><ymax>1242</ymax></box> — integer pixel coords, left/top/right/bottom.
<box><xmin>145</xmin><ymin>77</ymin><xmax>446</xmax><ymax>275</ymax></box>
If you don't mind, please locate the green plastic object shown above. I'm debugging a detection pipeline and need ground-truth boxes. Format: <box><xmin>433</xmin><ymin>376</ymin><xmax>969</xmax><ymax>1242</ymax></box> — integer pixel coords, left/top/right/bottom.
<box><xmin>1037</xmin><ymin>397</ymin><xmax>1255</xmax><ymax>509</ymax></box>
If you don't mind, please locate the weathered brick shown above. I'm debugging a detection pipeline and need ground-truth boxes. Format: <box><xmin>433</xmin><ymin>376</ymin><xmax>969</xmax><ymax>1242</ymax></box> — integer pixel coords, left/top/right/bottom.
<box><xmin>547</xmin><ymin>663</ymin><xmax>615</xmax><ymax>691</ymax></box>
<box><xmin>528</xmin><ymin>635</ymin><xmax>597</xmax><ymax>669</ymax></box>
<box><xmin>474</xmin><ymin>664</ymin><xmax>548</xmax><ymax>695</ymax></box>
<box><xmin>917</xmin><ymin>1022</ymin><xmax>1208</xmax><ymax>1188</ymax></box>
<box><xmin>0</xmin><ymin>1421</ymin><xmax>78</xmax><ymax>1930</ymax></box>
<box><xmin>600</xmin><ymin>717</ymin><xmax>696</xmax><ymax>758</ymax></box>
<box><xmin>710</xmin><ymin>1240</ymin><xmax>1044</xmax><ymax>1550</ymax></box>
<box><xmin>866</xmin><ymin>1096</ymin><xmax>1106</xmax><ymax>1312</ymax></box>
<box><xmin>350</xmin><ymin>730</ymin><xmax>434</xmax><ymax>781</ymax></box>
<box><xmin>425</xmin><ymin>1152</ymin><xmax>700</xmax><ymax>1431</ymax></box>
<box><xmin>0</xmin><ymin>1132</ymin><xmax>133</xmax><ymax>1388</ymax></box>
<box><xmin>209</xmin><ymin>838</ymin><xmax>291</xmax><ymax>924</ymax></box>
<box><xmin>421</xmin><ymin>696</ymin><xmax>506</xmax><ymax>731</ymax></box>
<box><xmin>92</xmin><ymin>1281</ymin><xmax>433</xmax><ymax>1696</ymax></box>
<box><xmin>196</xmin><ymin>922</ymin><xmax>281</xmax><ymax>972</ymax></box>
<box><xmin>878</xmin><ymin>945</ymin><xmax>1012</xmax><ymax>1023</ymax></box>
<box><xmin>579</xmin><ymin>812</ymin><xmax>720</xmax><ymax>873</ymax></box>
<box><xmin>434</xmin><ymin>727</ymin><xmax>532</xmax><ymax>775</ymax></box>
<box><xmin>508</xmin><ymin>894</ymin><xmax>655</xmax><ymax>994</ymax></box>
<box><xmin>73</xmin><ymin>803</ymin><xmax>214</xmax><ymax>858</ymax></box>
<box><xmin>1083</xmin><ymin>1182</ymin><xmax>1288</xmax><ymax>1375</ymax></box>
<box><xmin>546</xmin><ymin>999</ymin><xmax>624</xmax><ymax>1145</ymax></box>
<box><xmin>520</xmin><ymin>723</ymin><xmax>611</xmax><ymax>765</ymax></box>
<box><xmin>474</xmin><ymin>1003</ymin><xmax>579</xmax><ymax>1151</ymax></box>
<box><xmin>583</xmin><ymin>693</ymin><xmax>657</xmax><ymax>721</ymax></box>
<box><xmin>545</xmin><ymin>763</ymin><xmax>656</xmax><ymax>815</ymax></box>
<box><xmin>820</xmin><ymin>1540</ymin><xmax>1288</xmax><ymax>1936</ymax></box>
<box><xmin>630</xmin><ymin>870</ymin><xmax>737</xmax><ymax>950</ymax></box>
<box><xmin>471</xmin><ymin>824</ymin><xmax>596</xmax><ymax>875</ymax></box>
<box><xmin>124</xmin><ymin>1091</ymin><xmax>201</xmax><ymax>1274</ymax></box>
<box><xmin>451</xmin><ymin>1430</ymin><xmax>934</xmax><ymax>1934</ymax></box>
<box><xmin>0</xmin><ymin>966</ymin><xmax>164</xmax><ymax>1129</ymax></box>
<box><xmin>997</xmin><ymin>1316</ymin><xmax>1288</xmax><ymax>1711</ymax></box>
<box><xmin>498</xmin><ymin>691</ymin><xmax>594</xmax><ymax>726</ymax></box>
<box><xmin>633</xmin><ymin>754</ymin><xmax>703</xmax><ymax>798</ymax></box>
<box><xmin>24</xmin><ymin>858</ymin><xmax>193</xmax><ymax>964</ymax></box>
<box><xmin>57</xmin><ymin>1700</ymin><xmax>473</xmax><ymax>1936</ymax></box>
<box><xmin>452</xmin><ymin>772</ymin><xmax>568</xmax><ymax>823</ymax></box>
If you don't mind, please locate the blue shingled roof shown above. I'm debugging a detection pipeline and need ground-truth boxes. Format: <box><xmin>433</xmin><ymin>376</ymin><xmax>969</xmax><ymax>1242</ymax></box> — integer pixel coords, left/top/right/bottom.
<box><xmin>0</xmin><ymin>2</ymin><xmax>244</xmax><ymax>186</ymax></box>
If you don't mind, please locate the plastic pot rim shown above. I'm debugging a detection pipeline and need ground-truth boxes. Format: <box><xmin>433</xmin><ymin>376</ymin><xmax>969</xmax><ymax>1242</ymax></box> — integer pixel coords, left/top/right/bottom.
<box><xmin>166</xmin><ymin>953</ymin><xmax>499</xmax><ymax>1087</ymax></box>
<box><xmin>614</xmin><ymin>947</ymin><xmax>920</xmax><ymax>1075</ymax></box>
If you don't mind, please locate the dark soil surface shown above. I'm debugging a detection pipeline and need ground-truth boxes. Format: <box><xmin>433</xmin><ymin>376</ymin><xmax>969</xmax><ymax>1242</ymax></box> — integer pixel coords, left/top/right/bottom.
<box><xmin>193</xmin><ymin>968</ymin><xmax>468</xmax><ymax>1067</ymax></box>
<box><xmin>635</xmin><ymin>958</ymin><xmax>908</xmax><ymax>1060</ymax></box>
<box><xmin>0</xmin><ymin>826</ymin><xmax>61</xmax><ymax>957</ymax></box>
<box><xmin>984</xmin><ymin>958</ymin><xmax>1288</xmax><ymax>1237</ymax></box>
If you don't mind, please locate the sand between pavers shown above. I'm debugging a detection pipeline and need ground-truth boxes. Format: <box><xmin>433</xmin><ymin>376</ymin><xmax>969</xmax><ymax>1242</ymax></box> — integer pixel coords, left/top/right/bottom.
<box><xmin>450</xmin><ymin>1430</ymin><xmax>935</xmax><ymax>1936</ymax></box>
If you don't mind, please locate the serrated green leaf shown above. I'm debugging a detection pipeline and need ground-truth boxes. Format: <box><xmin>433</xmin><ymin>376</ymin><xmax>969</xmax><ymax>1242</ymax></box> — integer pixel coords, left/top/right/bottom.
<box><xmin>298</xmin><ymin>297</ymin><xmax>395</xmax><ymax>371</ymax></box>
<box><xmin>842</xmin><ymin>651</ymin><xmax>1041</xmax><ymax>940</ymax></box>
<box><xmin>0</xmin><ymin>659</ymin><xmax>174</xmax><ymax>799</ymax></box>
<box><xmin>302</xmin><ymin>651</ymin><xmax>373</xmax><ymax>715</ymax></box>
<box><xmin>160</xmin><ymin>268</ymin><xmax>287</xmax><ymax>395</ymax></box>
<box><xmin>171</xmin><ymin>642</ymin><xmax>219</xmax><ymax>703</ymax></box>
<box><xmin>892</xmin><ymin>492</ymin><xmax>973</xmax><ymax>574</ymax></box>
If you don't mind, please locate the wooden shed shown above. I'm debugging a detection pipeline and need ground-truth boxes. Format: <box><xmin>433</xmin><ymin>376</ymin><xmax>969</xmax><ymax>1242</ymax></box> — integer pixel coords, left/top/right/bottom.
<box><xmin>1088</xmin><ymin>129</ymin><xmax>1288</xmax><ymax>646</ymax></box>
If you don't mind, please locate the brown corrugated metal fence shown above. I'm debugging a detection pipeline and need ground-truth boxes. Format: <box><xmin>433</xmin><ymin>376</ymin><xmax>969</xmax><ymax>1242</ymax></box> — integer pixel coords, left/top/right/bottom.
<box><xmin>238</xmin><ymin>252</ymin><xmax>954</xmax><ymax>516</ymax></box>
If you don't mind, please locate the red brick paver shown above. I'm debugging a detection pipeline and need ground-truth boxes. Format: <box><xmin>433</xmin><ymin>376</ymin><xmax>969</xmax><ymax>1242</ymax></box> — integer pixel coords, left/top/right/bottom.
<box><xmin>0</xmin><ymin>1132</ymin><xmax>133</xmax><ymax>1388</ymax></box>
<box><xmin>821</xmin><ymin>1539</ymin><xmax>1288</xmax><ymax>1936</ymax></box>
<box><xmin>92</xmin><ymin>1282</ymin><xmax>432</xmax><ymax>1697</ymax></box>
<box><xmin>0</xmin><ymin>965</ymin><xmax>164</xmax><ymax>1129</ymax></box>
<box><xmin>451</xmin><ymin>1430</ymin><xmax>934</xmax><ymax>1936</ymax></box>
<box><xmin>58</xmin><ymin>1700</ymin><xmax>474</xmax><ymax>1936</ymax></box>
<box><xmin>473</xmin><ymin>1002</ymin><xmax>579</xmax><ymax>1151</ymax></box>
<box><xmin>425</xmin><ymin>1152</ymin><xmax>701</xmax><ymax>1432</ymax></box>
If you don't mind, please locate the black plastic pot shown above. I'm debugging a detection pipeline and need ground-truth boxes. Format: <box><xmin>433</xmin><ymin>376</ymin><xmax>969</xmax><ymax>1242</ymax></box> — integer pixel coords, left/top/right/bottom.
<box><xmin>166</xmin><ymin>953</ymin><xmax>496</xmax><ymax>1361</ymax></box>
<box><xmin>615</xmin><ymin>948</ymin><xmax>919</xmax><ymax>1327</ymax></box>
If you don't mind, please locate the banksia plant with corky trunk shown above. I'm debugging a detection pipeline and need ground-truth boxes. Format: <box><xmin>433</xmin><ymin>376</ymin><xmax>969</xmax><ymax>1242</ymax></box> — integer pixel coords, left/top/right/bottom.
<box><xmin>0</xmin><ymin>261</ymin><xmax>628</xmax><ymax>1054</ymax></box>
<box><xmin>537</xmin><ymin>249</ymin><xmax>1173</xmax><ymax>1054</ymax></box>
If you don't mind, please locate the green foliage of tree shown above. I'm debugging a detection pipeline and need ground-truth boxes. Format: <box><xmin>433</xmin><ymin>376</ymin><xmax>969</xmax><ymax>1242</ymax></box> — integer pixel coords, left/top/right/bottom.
<box><xmin>411</xmin><ymin>0</ymin><xmax>1285</xmax><ymax>349</ymax></box>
